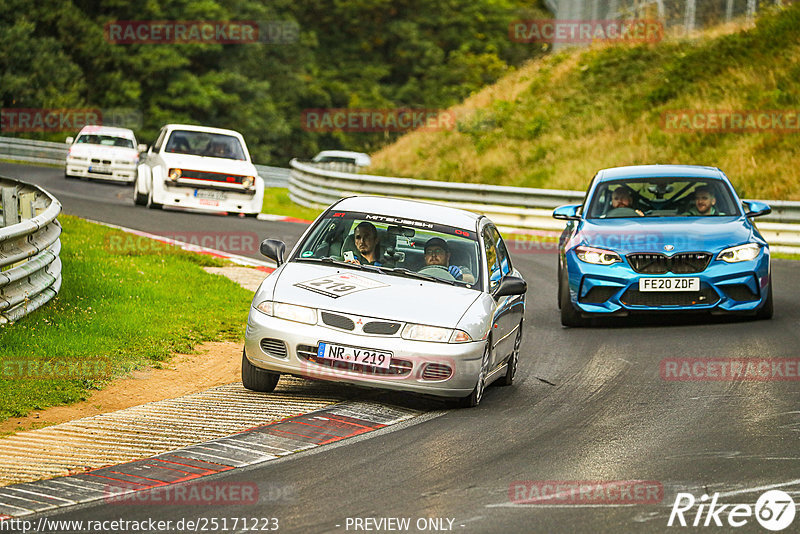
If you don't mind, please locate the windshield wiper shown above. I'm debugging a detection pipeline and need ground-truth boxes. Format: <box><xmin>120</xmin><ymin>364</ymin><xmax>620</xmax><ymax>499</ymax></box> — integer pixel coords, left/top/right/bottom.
<box><xmin>385</xmin><ymin>267</ymin><xmax>458</xmax><ymax>286</ymax></box>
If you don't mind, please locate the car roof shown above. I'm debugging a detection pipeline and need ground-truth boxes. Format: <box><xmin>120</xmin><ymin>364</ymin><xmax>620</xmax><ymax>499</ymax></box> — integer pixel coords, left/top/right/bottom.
<box><xmin>163</xmin><ymin>123</ymin><xmax>245</xmax><ymax>138</ymax></box>
<box><xmin>77</xmin><ymin>125</ymin><xmax>136</xmax><ymax>139</ymax></box>
<box><xmin>331</xmin><ymin>196</ymin><xmax>482</xmax><ymax>230</ymax></box>
<box><xmin>596</xmin><ymin>164</ymin><xmax>727</xmax><ymax>181</ymax></box>
<box><xmin>313</xmin><ymin>150</ymin><xmax>371</xmax><ymax>165</ymax></box>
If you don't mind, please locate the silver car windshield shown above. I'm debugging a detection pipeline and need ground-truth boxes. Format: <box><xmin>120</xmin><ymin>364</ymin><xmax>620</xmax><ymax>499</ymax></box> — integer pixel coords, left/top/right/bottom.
<box><xmin>293</xmin><ymin>212</ymin><xmax>483</xmax><ymax>290</ymax></box>
<box><xmin>586</xmin><ymin>177</ymin><xmax>741</xmax><ymax>219</ymax></box>
<box><xmin>163</xmin><ymin>130</ymin><xmax>246</xmax><ymax>160</ymax></box>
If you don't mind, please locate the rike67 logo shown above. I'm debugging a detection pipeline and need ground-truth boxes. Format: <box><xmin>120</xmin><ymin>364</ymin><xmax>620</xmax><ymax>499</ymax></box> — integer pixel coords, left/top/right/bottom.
<box><xmin>668</xmin><ymin>490</ymin><xmax>796</xmax><ymax>531</ymax></box>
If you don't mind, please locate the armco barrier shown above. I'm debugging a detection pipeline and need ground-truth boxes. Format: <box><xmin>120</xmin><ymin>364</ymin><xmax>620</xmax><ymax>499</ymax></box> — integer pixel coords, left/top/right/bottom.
<box><xmin>289</xmin><ymin>158</ymin><xmax>800</xmax><ymax>254</ymax></box>
<box><xmin>0</xmin><ymin>176</ymin><xmax>62</xmax><ymax>323</ymax></box>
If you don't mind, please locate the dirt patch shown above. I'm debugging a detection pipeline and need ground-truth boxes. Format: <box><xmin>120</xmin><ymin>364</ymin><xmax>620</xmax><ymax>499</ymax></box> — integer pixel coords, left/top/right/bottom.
<box><xmin>1</xmin><ymin>341</ymin><xmax>242</xmax><ymax>435</ymax></box>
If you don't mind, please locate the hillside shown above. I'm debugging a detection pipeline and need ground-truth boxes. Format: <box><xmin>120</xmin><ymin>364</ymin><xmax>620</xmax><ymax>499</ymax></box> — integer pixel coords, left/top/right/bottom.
<box><xmin>0</xmin><ymin>0</ymin><xmax>547</xmax><ymax>164</ymax></box>
<box><xmin>370</xmin><ymin>4</ymin><xmax>800</xmax><ymax>200</ymax></box>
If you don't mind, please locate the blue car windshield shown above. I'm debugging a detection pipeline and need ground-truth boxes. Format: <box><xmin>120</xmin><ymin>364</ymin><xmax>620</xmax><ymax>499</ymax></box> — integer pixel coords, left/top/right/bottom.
<box><xmin>586</xmin><ymin>178</ymin><xmax>741</xmax><ymax>219</ymax></box>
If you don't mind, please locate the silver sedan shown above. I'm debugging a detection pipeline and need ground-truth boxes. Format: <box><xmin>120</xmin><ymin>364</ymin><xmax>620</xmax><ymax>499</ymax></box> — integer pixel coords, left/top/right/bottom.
<box><xmin>243</xmin><ymin>196</ymin><xmax>526</xmax><ymax>407</ymax></box>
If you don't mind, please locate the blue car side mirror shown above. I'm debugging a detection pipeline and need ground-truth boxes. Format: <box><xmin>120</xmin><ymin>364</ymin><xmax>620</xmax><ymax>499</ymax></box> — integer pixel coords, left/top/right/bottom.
<box><xmin>743</xmin><ymin>201</ymin><xmax>771</xmax><ymax>218</ymax></box>
<box><xmin>553</xmin><ymin>204</ymin><xmax>582</xmax><ymax>221</ymax></box>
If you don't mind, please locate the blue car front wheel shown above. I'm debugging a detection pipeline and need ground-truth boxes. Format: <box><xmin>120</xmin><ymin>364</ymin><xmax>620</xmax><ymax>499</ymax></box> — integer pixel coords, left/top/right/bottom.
<box><xmin>560</xmin><ymin>271</ymin><xmax>589</xmax><ymax>327</ymax></box>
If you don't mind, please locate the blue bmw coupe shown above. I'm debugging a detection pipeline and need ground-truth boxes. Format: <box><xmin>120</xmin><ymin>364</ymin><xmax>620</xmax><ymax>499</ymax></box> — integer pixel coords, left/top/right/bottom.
<box><xmin>553</xmin><ymin>165</ymin><xmax>773</xmax><ymax>326</ymax></box>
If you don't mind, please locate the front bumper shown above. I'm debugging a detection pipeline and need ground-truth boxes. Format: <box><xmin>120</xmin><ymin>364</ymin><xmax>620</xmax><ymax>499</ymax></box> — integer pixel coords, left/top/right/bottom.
<box><xmin>66</xmin><ymin>160</ymin><xmax>136</xmax><ymax>182</ymax></box>
<box><xmin>153</xmin><ymin>180</ymin><xmax>262</xmax><ymax>214</ymax></box>
<box><xmin>564</xmin><ymin>249</ymin><xmax>771</xmax><ymax>315</ymax></box>
<box><xmin>244</xmin><ymin>308</ymin><xmax>485</xmax><ymax>398</ymax></box>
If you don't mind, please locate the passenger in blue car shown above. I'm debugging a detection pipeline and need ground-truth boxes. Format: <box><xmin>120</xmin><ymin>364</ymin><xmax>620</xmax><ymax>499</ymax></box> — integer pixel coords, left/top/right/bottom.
<box><xmin>686</xmin><ymin>186</ymin><xmax>718</xmax><ymax>216</ymax></box>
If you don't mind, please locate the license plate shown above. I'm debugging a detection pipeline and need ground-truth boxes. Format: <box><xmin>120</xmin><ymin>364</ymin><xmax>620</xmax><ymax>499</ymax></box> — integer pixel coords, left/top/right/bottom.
<box><xmin>194</xmin><ymin>189</ymin><xmax>228</xmax><ymax>201</ymax></box>
<box><xmin>89</xmin><ymin>165</ymin><xmax>111</xmax><ymax>174</ymax></box>
<box><xmin>639</xmin><ymin>277</ymin><xmax>700</xmax><ymax>292</ymax></box>
<box><xmin>317</xmin><ymin>342</ymin><xmax>392</xmax><ymax>369</ymax></box>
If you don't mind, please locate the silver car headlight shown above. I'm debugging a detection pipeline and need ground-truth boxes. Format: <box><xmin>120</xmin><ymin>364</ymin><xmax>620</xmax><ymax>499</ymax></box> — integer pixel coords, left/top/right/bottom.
<box><xmin>255</xmin><ymin>301</ymin><xmax>317</xmax><ymax>324</ymax></box>
<box><xmin>575</xmin><ymin>246</ymin><xmax>621</xmax><ymax>265</ymax></box>
<box><xmin>717</xmin><ymin>243</ymin><xmax>761</xmax><ymax>263</ymax></box>
<box><xmin>401</xmin><ymin>324</ymin><xmax>472</xmax><ymax>343</ymax></box>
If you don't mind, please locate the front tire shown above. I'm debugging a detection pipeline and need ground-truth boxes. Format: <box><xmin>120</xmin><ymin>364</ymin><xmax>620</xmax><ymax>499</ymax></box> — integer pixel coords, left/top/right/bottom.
<box><xmin>497</xmin><ymin>321</ymin><xmax>523</xmax><ymax>387</ymax></box>
<box><xmin>458</xmin><ymin>343</ymin><xmax>490</xmax><ymax>408</ymax></box>
<box><xmin>560</xmin><ymin>270</ymin><xmax>588</xmax><ymax>327</ymax></box>
<box><xmin>133</xmin><ymin>182</ymin><xmax>148</xmax><ymax>205</ymax></box>
<box><xmin>146</xmin><ymin>186</ymin><xmax>163</xmax><ymax>210</ymax></box>
<box><xmin>242</xmin><ymin>350</ymin><xmax>280</xmax><ymax>392</ymax></box>
<box><xmin>755</xmin><ymin>282</ymin><xmax>774</xmax><ymax>320</ymax></box>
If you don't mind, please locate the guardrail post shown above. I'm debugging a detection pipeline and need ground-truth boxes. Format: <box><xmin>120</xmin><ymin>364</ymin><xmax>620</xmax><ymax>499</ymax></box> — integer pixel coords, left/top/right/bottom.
<box><xmin>1</xmin><ymin>187</ymin><xmax>19</xmax><ymax>227</ymax></box>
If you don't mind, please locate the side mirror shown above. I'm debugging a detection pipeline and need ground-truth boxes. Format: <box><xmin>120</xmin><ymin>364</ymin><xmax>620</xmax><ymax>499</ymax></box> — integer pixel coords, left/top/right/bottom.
<box><xmin>260</xmin><ymin>239</ymin><xmax>286</xmax><ymax>265</ymax></box>
<box><xmin>743</xmin><ymin>200</ymin><xmax>771</xmax><ymax>218</ymax></box>
<box><xmin>138</xmin><ymin>144</ymin><xmax>148</xmax><ymax>153</ymax></box>
<box><xmin>553</xmin><ymin>204</ymin><xmax>582</xmax><ymax>221</ymax></box>
<box><xmin>495</xmin><ymin>275</ymin><xmax>527</xmax><ymax>298</ymax></box>
<box><xmin>65</xmin><ymin>136</ymin><xmax>74</xmax><ymax>144</ymax></box>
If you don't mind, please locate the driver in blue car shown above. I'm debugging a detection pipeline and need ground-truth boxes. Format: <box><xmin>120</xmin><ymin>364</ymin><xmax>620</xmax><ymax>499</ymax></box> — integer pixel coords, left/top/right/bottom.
<box><xmin>611</xmin><ymin>186</ymin><xmax>644</xmax><ymax>216</ymax></box>
<box><xmin>423</xmin><ymin>237</ymin><xmax>475</xmax><ymax>283</ymax></box>
<box><xmin>686</xmin><ymin>186</ymin><xmax>718</xmax><ymax>216</ymax></box>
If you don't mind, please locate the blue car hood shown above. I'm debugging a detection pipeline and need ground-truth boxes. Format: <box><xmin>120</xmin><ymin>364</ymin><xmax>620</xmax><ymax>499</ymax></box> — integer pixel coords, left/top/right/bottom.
<box><xmin>575</xmin><ymin>217</ymin><xmax>756</xmax><ymax>255</ymax></box>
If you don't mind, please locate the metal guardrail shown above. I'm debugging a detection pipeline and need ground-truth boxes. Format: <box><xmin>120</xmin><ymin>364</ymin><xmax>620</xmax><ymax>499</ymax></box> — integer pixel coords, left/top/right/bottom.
<box><xmin>0</xmin><ymin>136</ymin><xmax>69</xmax><ymax>166</ymax></box>
<box><xmin>0</xmin><ymin>136</ymin><xmax>290</xmax><ymax>188</ymax></box>
<box><xmin>0</xmin><ymin>176</ymin><xmax>62</xmax><ymax>323</ymax></box>
<box><xmin>254</xmin><ymin>164</ymin><xmax>290</xmax><ymax>188</ymax></box>
<box><xmin>289</xmin><ymin>158</ymin><xmax>800</xmax><ymax>254</ymax></box>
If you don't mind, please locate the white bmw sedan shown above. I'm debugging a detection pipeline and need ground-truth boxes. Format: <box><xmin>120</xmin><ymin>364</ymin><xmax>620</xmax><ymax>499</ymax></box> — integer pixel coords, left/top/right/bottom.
<box><xmin>65</xmin><ymin>125</ymin><xmax>143</xmax><ymax>183</ymax></box>
<box><xmin>134</xmin><ymin>124</ymin><xmax>264</xmax><ymax>216</ymax></box>
<box><xmin>243</xmin><ymin>196</ymin><xmax>527</xmax><ymax>407</ymax></box>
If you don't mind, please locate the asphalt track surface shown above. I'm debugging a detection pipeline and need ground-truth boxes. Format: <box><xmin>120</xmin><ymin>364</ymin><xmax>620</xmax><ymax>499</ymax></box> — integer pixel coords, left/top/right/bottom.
<box><xmin>3</xmin><ymin>162</ymin><xmax>800</xmax><ymax>533</ymax></box>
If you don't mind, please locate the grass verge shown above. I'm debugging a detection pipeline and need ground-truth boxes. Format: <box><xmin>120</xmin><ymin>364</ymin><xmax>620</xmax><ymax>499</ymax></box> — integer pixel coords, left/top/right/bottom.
<box><xmin>262</xmin><ymin>187</ymin><xmax>323</xmax><ymax>221</ymax></box>
<box><xmin>0</xmin><ymin>215</ymin><xmax>254</xmax><ymax>423</ymax></box>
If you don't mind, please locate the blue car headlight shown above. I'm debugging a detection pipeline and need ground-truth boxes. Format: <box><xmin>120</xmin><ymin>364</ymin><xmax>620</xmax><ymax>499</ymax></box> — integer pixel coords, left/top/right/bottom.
<box><xmin>717</xmin><ymin>243</ymin><xmax>761</xmax><ymax>263</ymax></box>
<box><xmin>575</xmin><ymin>246</ymin><xmax>622</xmax><ymax>265</ymax></box>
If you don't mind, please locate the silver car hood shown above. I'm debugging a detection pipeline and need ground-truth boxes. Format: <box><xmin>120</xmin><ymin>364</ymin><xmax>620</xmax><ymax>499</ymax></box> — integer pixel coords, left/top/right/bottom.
<box><xmin>270</xmin><ymin>263</ymin><xmax>482</xmax><ymax>328</ymax></box>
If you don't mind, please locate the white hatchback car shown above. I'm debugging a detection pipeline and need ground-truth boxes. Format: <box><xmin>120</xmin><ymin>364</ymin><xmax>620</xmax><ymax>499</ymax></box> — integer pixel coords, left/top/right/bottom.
<box><xmin>65</xmin><ymin>126</ymin><xmax>143</xmax><ymax>182</ymax></box>
<box><xmin>134</xmin><ymin>124</ymin><xmax>264</xmax><ymax>216</ymax></box>
<box><xmin>244</xmin><ymin>196</ymin><xmax>527</xmax><ymax>407</ymax></box>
